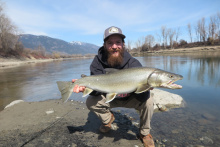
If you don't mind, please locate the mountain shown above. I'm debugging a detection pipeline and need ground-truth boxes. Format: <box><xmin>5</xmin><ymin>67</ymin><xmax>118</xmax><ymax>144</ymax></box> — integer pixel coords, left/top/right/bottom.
<box><xmin>18</xmin><ymin>34</ymin><xmax>100</xmax><ymax>55</ymax></box>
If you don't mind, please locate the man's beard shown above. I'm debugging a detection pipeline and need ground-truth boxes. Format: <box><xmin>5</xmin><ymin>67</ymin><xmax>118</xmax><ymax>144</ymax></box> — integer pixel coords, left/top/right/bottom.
<box><xmin>105</xmin><ymin>47</ymin><xmax>124</xmax><ymax>67</ymax></box>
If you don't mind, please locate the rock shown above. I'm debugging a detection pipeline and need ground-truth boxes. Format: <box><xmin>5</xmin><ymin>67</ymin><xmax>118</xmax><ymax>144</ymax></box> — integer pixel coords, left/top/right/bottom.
<box><xmin>4</xmin><ymin>100</ymin><xmax>24</xmax><ymax>109</ymax></box>
<box><xmin>197</xmin><ymin>119</ymin><xmax>212</xmax><ymax>125</ymax></box>
<box><xmin>45</xmin><ymin>109</ymin><xmax>54</xmax><ymax>115</ymax></box>
<box><xmin>151</xmin><ymin>89</ymin><xmax>184</xmax><ymax>111</ymax></box>
<box><xmin>202</xmin><ymin>113</ymin><xmax>216</xmax><ymax>121</ymax></box>
<box><xmin>200</xmin><ymin>136</ymin><xmax>213</xmax><ymax>145</ymax></box>
<box><xmin>111</xmin><ymin>123</ymin><xmax>118</xmax><ymax>130</ymax></box>
<box><xmin>171</xmin><ymin>129</ymin><xmax>179</xmax><ymax>134</ymax></box>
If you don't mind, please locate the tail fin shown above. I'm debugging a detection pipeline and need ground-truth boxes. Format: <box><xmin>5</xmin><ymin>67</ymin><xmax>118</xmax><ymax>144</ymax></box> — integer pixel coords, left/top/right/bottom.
<box><xmin>56</xmin><ymin>81</ymin><xmax>74</xmax><ymax>102</ymax></box>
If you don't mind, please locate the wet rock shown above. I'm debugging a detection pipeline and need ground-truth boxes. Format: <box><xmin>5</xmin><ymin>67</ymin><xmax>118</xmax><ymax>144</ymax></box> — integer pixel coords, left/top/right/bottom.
<box><xmin>202</xmin><ymin>113</ymin><xmax>216</xmax><ymax>121</ymax></box>
<box><xmin>171</xmin><ymin>129</ymin><xmax>179</xmax><ymax>134</ymax></box>
<box><xmin>200</xmin><ymin>136</ymin><xmax>213</xmax><ymax>145</ymax></box>
<box><xmin>162</xmin><ymin>139</ymin><xmax>167</xmax><ymax>143</ymax></box>
<box><xmin>4</xmin><ymin>100</ymin><xmax>24</xmax><ymax>109</ymax></box>
<box><xmin>197</xmin><ymin>119</ymin><xmax>212</xmax><ymax>125</ymax></box>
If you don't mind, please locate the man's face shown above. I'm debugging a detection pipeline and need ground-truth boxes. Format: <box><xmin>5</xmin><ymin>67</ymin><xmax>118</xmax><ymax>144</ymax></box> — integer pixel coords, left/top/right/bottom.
<box><xmin>104</xmin><ymin>35</ymin><xmax>125</xmax><ymax>67</ymax></box>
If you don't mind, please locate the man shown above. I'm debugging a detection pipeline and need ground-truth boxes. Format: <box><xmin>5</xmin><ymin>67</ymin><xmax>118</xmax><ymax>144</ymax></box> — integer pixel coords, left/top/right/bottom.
<box><xmin>73</xmin><ymin>26</ymin><xmax>155</xmax><ymax>147</ymax></box>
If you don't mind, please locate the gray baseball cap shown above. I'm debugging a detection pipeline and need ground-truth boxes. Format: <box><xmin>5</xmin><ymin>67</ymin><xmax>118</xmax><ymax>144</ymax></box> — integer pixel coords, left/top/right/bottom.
<box><xmin>103</xmin><ymin>26</ymin><xmax>126</xmax><ymax>41</ymax></box>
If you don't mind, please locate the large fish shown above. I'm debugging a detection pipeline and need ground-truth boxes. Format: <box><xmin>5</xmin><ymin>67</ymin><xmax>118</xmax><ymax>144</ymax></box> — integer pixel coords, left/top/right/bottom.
<box><xmin>57</xmin><ymin>67</ymin><xmax>183</xmax><ymax>103</ymax></box>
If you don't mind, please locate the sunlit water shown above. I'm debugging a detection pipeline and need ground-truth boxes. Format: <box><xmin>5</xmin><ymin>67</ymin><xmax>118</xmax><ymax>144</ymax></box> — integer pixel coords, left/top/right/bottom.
<box><xmin>0</xmin><ymin>52</ymin><xmax>220</xmax><ymax>146</ymax></box>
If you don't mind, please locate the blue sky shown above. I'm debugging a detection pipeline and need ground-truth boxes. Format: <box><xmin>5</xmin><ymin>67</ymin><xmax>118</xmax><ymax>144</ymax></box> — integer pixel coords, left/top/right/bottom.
<box><xmin>4</xmin><ymin>0</ymin><xmax>220</xmax><ymax>47</ymax></box>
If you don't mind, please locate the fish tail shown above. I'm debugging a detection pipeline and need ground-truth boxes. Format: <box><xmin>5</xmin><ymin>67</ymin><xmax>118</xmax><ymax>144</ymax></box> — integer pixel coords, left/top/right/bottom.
<box><xmin>56</xmin><ymin>81</ymin><xmax>75</xmax><ymax>102</ymax></box>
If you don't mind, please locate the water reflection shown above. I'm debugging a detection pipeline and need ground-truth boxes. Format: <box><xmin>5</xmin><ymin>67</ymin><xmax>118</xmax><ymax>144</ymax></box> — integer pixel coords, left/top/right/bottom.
<box><xmin>137</xmin><ymin>52</ymin><xmax>220</xmax><ymax>88</ymax></box>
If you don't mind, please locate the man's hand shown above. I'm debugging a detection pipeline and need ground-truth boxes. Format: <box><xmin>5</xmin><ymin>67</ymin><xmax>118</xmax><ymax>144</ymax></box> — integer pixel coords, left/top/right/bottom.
<box><xmin>72</xmin><ymin>79</ymin><xmax>86</xmax><ymax>93</ymax></box>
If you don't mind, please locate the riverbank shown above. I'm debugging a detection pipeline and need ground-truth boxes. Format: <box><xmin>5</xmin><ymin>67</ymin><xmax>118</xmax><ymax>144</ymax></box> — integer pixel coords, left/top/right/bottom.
<box><xmin>0</xmin><ymin>89</ymin><xmax>184</xmax><ymax>147</ymax></box>
<box><xmin>1</xmin><ymin>45</ymin><xmax>220</xmax><ymax>69</ymax></box>
<box><xmin>130</xmin><ymin>45</ymin><xmax>220</xmax><ymax>56</ymax></box>
<box><xmin>0</xmin><ymin>57</ymin><xmax>87</xmax><ymax>69</ymax></box>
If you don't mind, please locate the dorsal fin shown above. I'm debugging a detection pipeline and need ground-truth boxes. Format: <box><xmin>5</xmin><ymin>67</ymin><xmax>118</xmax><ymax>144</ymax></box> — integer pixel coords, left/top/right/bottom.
<box><xmin>105</xmin><ymin>68</ymin><xmax>119</xmax><ymax>74</ymax></box>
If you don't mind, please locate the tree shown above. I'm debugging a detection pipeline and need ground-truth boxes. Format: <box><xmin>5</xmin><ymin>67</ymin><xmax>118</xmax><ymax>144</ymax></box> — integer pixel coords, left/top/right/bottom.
<box><xmin>179</xmin><ymin>39</ymin><xmax>187</xmax><ymax>47</ymax></box>
<box><xmin>195</xmin><ymin>21</ymin><xmax>201</xmax><ymax>42</ymax></box>
<box><xmin>175</xmin><ymin>27</ymin><xmax>180</xmax><ymax>43</ymax></box>
<box><xmin>135</xmin><ymin>36</ymin><xmax>145</xmax><ymax>52</ymax></box>
<box><xmin>144</xmin><ymin>35</ymin><xmax>155</xmax><ymax>51</ymax></box>
<box><xmin>215</xmin><ymin>12</ymin><xmax>220</xmax><ymax>42</ymax></box>
<box><xmin>0</xmin><ymin>1</ymin><xmax>19</xmax><ymax>53</ymax></box>
<box><xmin>126</xmin><ymin>39</ymin><xmax>132</xmax><ymax>51</ymax></box>
<box><xmin>161</xmin><ymin>26</ymin><xmax>168</xmax><ymax>49</ymax></box>
<box><xmin>187</xmin><ymin>23</ymin><xmax>193</xmax><ymax>43</ymax></box>
<box><xmin>208</xmin><ymin>15</ymin><xmax>217</xmax><ymax>40</ymax></box>
<box><xmin>167</xmin><ymin>28</ymin><xmax>176</xmax><ymax>49</ymax></box>
<box><xmin>200</xmin><ymin>17</ymin><xmax>207</xmax><ymax>43</ymax></box>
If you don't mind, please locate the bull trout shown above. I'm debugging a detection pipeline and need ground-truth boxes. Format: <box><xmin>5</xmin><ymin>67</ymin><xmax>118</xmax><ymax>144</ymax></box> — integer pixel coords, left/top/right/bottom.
<box><xmin>57</xmin><ymin>67</ymin><xmax>183</xmax><ymax>103</ymax></box>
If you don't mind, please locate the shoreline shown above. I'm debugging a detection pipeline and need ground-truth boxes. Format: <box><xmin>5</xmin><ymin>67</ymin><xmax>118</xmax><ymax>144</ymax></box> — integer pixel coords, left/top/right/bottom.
<box><xmin>130</xmin><ymin>45</ymin><xmax>220</xmax><ymax>56</ymax></box>
<box><xmin>0</xmin><ymin>56</ymin><xmax>95</xmax><ymax>69</ymax></box>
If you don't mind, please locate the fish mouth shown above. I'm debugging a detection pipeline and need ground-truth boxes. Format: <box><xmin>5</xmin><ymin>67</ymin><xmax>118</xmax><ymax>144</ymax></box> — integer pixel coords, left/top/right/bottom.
<box><xmin>160</xmin><ymin>80</ymin><xmax>182</xmax><ymax>89</ymax></box>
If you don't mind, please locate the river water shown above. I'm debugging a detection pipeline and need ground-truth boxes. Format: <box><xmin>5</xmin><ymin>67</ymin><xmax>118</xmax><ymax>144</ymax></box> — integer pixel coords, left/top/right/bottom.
<box><xmin>0</xmin><ymin>52</ymin><xmax>220</xmax><ymax>146</ymax></box>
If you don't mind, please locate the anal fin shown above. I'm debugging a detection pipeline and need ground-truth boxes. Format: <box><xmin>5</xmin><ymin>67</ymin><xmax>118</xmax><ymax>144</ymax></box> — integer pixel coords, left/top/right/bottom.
<box><xmin>105</xmin><ymin>93</ymin><xmax>117</xmax><ymax>103</ymax></box>
<box><xmin>82</xmin><ymin>88</ymin><xmax>93</xmax><ymax>97</ymax></box>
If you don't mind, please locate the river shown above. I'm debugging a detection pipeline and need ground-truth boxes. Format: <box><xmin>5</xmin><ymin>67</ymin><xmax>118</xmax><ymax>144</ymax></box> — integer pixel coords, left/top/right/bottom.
<box><xmin>0</xmin><ymin>51</ymin><xmax>220</xmax><ymax>146</ymax></box>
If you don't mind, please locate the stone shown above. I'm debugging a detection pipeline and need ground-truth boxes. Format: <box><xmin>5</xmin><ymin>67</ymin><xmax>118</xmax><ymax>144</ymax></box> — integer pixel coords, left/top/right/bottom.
<box><xmin>4</xmin><ymin>100</ymin><xmax>24</xmax><ymax>109</ymax></box>
<box><xmin>202</xmin><ymin>113</ymin><xmax>216</xmax><ymax>121</ymax></box>
<box><xmin>197</xmin><ymin>119</ymin><xmax>212</xmax><ymax>125</ymax></box>
<box><xmin>151</xmin><ymin>89</ymin><xmax>184</xmax><ymax>111</ymax></box>
<box><xmin>45</xmin><ymin>108</ymin><xmax>54</xmax><ymax>115</ymax></box>
<box><xmin>200</xmin><ymin>136</ymin><xmax>213</xmax><ymax>145</ymax></box>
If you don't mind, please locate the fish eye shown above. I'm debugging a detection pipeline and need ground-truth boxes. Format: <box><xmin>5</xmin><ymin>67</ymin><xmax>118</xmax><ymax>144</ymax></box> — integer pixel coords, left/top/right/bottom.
<box><xmin>170</xmin><ymin>75</ymin><xmax>173</xmax><ymax>78</ymax></box>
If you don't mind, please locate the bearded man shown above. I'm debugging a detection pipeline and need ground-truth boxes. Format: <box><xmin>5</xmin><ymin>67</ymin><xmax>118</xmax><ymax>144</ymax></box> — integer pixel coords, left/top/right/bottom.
<box><xmin>73</xmin><ymin>26</ymin><xmax>155</xmax><ymax>147</ymax></box>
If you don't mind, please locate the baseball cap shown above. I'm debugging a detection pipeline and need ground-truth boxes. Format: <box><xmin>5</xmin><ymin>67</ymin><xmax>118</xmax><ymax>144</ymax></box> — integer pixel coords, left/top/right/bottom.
<box><xmin>103</xmin><ymin>26</ymin><xmax>126</xmax><ymax>41</ymax></box>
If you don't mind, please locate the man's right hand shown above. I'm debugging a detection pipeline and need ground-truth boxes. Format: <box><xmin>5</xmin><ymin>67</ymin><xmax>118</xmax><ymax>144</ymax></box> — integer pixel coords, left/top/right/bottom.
<box><xmin>72</xmin><ymin>79</ymin><xmax>86</xmax><ymax>93</ymax></box>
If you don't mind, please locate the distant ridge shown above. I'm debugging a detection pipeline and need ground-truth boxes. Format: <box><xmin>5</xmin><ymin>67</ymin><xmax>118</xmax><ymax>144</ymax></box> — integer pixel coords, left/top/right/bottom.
<box><xmin>19</xmin><ymin>34</ymin><xmax>100</xmax><ymax>55</ymax></box>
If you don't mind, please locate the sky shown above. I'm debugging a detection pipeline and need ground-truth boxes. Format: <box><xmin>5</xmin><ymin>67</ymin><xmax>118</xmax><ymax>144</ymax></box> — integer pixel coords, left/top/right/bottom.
<box><xmin>3</xmin><ymin>0</ymin><xmax>220</xmax><ymax>47</ymax></box>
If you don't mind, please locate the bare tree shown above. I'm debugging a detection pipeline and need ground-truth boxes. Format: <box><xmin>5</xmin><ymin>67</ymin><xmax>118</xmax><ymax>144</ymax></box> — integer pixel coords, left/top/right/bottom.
<box><xmin>144</xmin><ymin>35</ymin><xmax>155</xmax><ymax>51</ymax></box>
<box><xmin>175</xmin><ymin>27</ymin><xmax>180</xmax><ymax>43</ymax></box>
<box><xmin>161</xmin><ymin>26</ymin><xmax>168</xmax><ymax>49</ymax></box>
<box><xmin>155</xmin><ymin>32</ymin><xmax>162</xmax><ymax>46</ymax></box>
<box><xmin>216</xmin><ymin>12</ymin><xmax>220</xmax><ymax>41</ymax></box>
<box><xmin>208</xmin><ymin>15</ymin><xmax>217</xmax><ymax>39</ymax></box>
<box><xmin>135</xmin><ymin>36</ymin><xmax>145</xmax><ymax>52</ymax></box>
<box><xmin>187</xmin><ymin>23</ymin><xmax>193</xmax><ymax>43</ymax></box>
<box><xmin>200</xmin><ymin>17</ymin><xmax>207</xmax><ymax>43</ymax></box>
<box><xmin>0</xmin><ymin>2</ymin><xmax>19</xmax><ymax>53</ymax></box>
<box><xmin>167</xmin><ymin>28</ymin><xmax>176</xmax><ymax>49</ymax></box>
<box><xmin>126</xmin><ymin>39</ymin><xmax>132</xmax><ymax>51</ymax></box>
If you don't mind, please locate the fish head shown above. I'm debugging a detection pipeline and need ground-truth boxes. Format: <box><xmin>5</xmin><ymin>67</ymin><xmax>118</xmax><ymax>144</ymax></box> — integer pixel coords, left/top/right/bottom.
<box><xmin>148</xmin><ymin>69</ymin><xmax>183</xmax><ymax>89</ymax></box>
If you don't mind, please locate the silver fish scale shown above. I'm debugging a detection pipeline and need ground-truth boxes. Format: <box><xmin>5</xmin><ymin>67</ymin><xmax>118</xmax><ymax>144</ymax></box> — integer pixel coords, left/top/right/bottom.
<box><xmin>75</xmin><ymin>67</ymin><xmax>154</xmax><ymax>93</ymax></box>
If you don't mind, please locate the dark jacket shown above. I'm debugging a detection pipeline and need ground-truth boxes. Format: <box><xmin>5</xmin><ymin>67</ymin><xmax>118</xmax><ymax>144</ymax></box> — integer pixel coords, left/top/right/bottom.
<box><xmin>89</xmin><ymin>46</ymin><xmax>150</xmax><ymax>102</ymax></box>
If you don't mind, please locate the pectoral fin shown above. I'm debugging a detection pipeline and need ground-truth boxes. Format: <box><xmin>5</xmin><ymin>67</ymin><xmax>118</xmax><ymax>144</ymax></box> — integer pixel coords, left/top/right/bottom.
<box><xmin>82</xmin><ymin>88</ymin><xmax>93</xmax><ymax>97</ymax></box>
<box><xmin>105</xmin><ymin>93</ymin><xmax>117</xmax><ymax>103</ymax></box>
<box><xmin>135</xmin><ymin>84</ymin><xmax>151</xmax><ymax>94</ymax></box>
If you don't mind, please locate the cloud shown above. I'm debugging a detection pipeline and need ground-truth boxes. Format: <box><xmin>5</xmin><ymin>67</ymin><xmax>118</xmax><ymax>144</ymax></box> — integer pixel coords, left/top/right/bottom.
<box><xmin>5</xmin><ymin>0</ymin><xmax>220</xmax><ymax>44</ymax></box>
